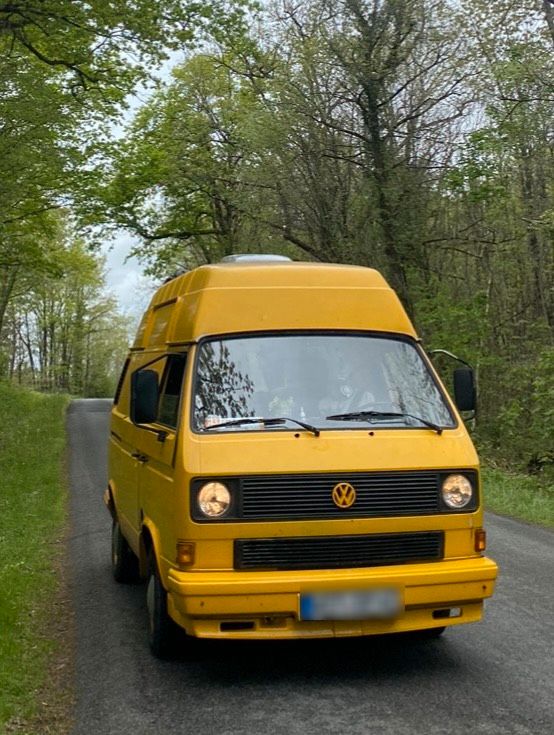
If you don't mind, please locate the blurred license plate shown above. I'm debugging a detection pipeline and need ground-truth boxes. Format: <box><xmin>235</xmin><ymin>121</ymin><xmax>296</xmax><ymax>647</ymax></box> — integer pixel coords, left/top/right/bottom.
<box><xmin>300</xmin><ymin>589</ymin><xmax>401</xmax><ymax>621</ymax></box>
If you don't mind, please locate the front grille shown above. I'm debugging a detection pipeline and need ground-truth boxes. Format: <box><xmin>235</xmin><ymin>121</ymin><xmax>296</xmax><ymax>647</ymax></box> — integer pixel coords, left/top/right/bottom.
<box><xmin>235</xmin><ymin>531</ymin><xmax>444</xmax><ymax>570</ymax></box>
<box><xmin>240</xmin><ymin>471</ymin><xmax>441</xmax><ymax>520</ymax></box>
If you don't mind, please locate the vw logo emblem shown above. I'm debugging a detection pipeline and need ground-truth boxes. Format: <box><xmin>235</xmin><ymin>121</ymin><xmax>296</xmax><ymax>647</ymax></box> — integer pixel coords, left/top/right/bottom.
<box><xmin>332</xmin><ymin>482</ymin><xmax>357</xmax><ymax>508</ymax></box>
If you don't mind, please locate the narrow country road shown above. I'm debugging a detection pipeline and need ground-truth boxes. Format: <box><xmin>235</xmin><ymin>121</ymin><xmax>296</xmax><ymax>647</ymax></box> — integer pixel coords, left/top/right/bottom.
<box><xmin>67</xmin><ymin>399</ymin><xmax>554</xmax><ymax>735</ymax></box>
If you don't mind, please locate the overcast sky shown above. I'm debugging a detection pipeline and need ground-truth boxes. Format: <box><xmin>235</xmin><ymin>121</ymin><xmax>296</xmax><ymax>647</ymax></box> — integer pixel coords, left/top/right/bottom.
<box><xmin>101</xmin><ymin>236</ymin><xmax>155</xmax><ymax>325</ymax></box>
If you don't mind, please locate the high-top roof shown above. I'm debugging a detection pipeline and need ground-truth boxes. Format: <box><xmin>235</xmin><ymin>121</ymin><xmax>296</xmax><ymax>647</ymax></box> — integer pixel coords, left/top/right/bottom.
<box><xmin>132</xmin><ymin>262</ymin><xmax>417</xmax><ymax>349</ymax></box>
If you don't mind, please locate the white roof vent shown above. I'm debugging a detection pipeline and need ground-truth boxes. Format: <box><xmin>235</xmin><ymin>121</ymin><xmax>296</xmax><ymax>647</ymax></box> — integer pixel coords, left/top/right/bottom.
<box><xmin>220</xmin><ymin>254</ymin><xmax>292</xmax><ymax>263</ymax></box>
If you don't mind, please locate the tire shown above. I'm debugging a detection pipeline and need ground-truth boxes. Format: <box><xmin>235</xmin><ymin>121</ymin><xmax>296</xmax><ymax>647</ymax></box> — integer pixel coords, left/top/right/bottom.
<box><xmin>111</xmin><ymin>520</ymin><xmax>139</xmax><ymax>583</ymax></box>
<box><xmin>146</xmin><ymin>552</ymin><xmax>179</xmax><ymax>658</ymax></box>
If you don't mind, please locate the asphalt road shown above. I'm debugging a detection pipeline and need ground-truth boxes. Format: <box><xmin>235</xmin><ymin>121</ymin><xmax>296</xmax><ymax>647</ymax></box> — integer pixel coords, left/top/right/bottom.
<box><xmin>67</xmin><ymin>399</ymin><xmax>554</xmax><ymax>735</ymax></box>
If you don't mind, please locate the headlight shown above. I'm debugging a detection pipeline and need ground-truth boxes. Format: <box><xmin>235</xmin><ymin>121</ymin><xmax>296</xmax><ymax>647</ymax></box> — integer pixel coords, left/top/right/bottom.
<box><xmin>197</xmin><ymin>481</ymin><xmax>231</xmax><ymax>517</ymax></box>
<box><xmin>441</xmin><ymin>474</ymin><xmax>473</xmax><ymax>509</ymax></box>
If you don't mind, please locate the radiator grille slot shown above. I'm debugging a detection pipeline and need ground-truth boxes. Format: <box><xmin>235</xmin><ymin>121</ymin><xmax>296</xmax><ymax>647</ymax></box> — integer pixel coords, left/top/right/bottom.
<box><xmin>240</xmin><ymin>471</ymin><xmax>440</xmax><ymax>520</ymax></box>
<box><xmin>235</xmin><ymin>531</ymin><xmax>444</xmax><ymax>570</ymax></box>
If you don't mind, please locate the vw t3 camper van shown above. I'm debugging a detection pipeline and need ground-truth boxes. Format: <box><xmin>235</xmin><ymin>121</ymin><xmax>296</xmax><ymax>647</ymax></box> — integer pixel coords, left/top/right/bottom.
<box><xmin>106</xmin><ymin>257</ymin><xmax>497</xmax><ymax>656</ymax></box>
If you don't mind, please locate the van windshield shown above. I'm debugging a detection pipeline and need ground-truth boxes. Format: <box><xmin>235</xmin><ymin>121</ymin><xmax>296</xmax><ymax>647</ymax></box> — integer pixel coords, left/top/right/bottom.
<box><xmin>192</xmin><ymin>334</ymin><xmax>455</xmax><ymax>432</ymax></box>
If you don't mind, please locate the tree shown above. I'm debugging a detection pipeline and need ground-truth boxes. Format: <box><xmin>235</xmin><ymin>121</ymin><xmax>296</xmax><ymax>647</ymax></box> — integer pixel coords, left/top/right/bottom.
<box><xmin>4</xmin><ymin>224</ymin><xmax>132</xmax><ymax>395</ymax></box>
<box><xmin>0</xmin><ymin>1</ymin><xmax>246</xmax><ymax>96</ymax></box>
<box><xmin>0</xmin><ymin>50</ymin><xmax>81</xmax><ymax>345</ymax></box>
<box><xmin>81</xmin><ymin>52</ymin><xmax>283</xmax><ymax>275</ymax></box>
<box><xmin>0</xmin><ymin>1</ymin><xmax>251</xmax><ymax>343</ymax></box>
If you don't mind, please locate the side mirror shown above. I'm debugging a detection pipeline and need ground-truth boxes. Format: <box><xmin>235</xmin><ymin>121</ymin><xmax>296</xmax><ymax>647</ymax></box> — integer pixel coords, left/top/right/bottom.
<box><xmin>453</xmin><ymin>368</ymin><xmax>476</xmax><ymax>412</ymax></box>
<box><xmin>131</xmin><ymin>369</ymin><xmax>159</xmax><ymax>425</ymax></box>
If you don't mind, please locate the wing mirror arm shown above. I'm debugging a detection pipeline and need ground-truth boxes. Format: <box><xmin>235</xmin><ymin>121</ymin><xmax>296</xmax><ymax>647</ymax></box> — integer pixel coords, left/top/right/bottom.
<box><xmin>429</xmin><ymin>350</ymin><xmax>477</xmax><ymax>418</ymax></box>
<box><xmin>428</xmin><ymin>349</ymin><xmax>473</xmax><ymax>369</ymax></box>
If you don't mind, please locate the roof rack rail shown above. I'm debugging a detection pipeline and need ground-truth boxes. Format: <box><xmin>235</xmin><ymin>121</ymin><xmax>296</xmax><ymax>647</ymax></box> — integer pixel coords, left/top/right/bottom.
<box><xmin>220</xmin><ymin>254</ymin><xmax>292</xmax><ymax>263</ymax></box>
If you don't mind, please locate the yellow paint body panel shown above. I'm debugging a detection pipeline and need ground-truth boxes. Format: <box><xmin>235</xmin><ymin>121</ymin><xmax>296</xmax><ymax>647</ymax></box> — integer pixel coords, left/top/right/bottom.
<box><xmin>109</xmin><ymin>261</ymin><xmax>498</xmax><ymax>640</ymax></box>
<box><xmin>166</xmin><ymin>558</ymin><xmax>496</xmax><ymax>638</ymax></box>
<box><xmin>132</xmin><ymin>262</ymin><xmax>417</xmax><ymax>348</ymax></box>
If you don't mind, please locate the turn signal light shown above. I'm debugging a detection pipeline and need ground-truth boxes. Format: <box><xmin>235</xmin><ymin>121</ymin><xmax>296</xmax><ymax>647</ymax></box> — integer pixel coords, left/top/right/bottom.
<box><xmin>176</xmin><ymin>541</ymin><xmax>195</xmax><ymax>567</ymax></box>
<box><xmin>474</xmin><ymin>529</ymin><xmax>487</xmax><ymax>552</ymax></box>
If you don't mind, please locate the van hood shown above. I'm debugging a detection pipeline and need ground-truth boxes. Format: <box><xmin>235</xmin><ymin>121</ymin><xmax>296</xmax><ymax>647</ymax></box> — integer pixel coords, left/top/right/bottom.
<box><xmin>185</xmin><ymin>426</ymin><xmax>478</xmax><ymax>477</ymax></box>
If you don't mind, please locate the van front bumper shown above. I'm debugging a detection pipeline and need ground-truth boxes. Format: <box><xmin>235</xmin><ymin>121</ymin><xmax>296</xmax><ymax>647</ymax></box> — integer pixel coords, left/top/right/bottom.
<box><xmin>166</xmin><ymin>556</ymin><xmax>498</xmax><ymax>639</ymax></box>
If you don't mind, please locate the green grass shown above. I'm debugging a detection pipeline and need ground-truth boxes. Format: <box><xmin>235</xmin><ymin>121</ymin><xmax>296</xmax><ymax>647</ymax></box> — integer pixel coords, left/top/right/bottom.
<box><xmin>0</xmin><ymin>384</ymin><xmax>70</xmax><ymax>733</ymax></box>
<box><xmin>483</xmin><ymin>464</ymin><xmax>554</xmax><ymax>528</ymax></box>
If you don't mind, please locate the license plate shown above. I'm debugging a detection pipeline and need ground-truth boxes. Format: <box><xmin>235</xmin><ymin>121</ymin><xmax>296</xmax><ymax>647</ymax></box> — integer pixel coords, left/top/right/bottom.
<box><xmin>300</xmin><ymin>588</ymin><xmax>402</xmax><ymax>621</ymax></box>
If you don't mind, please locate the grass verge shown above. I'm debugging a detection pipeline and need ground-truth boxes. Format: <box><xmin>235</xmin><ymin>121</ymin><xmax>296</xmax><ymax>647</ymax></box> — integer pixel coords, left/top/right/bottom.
<box><xmin>483</xmin><ymin>464</ymin><xmax>554</xmax><ymax>528</ymax></box>
<box><xmin>0</xmin><ymin>384</ymin><xmax>71</xmax><ymax>734</ymax></box>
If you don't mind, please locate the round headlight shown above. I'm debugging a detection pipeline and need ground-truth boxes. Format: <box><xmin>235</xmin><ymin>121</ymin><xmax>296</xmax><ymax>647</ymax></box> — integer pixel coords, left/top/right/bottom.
<box><xmin>197</xmin><ymin>481</ymin><xmax>231</xmax><ymax>517</ymax></box>
<box><xmin>441</xmin><ymin>474</ymin><xmax>473</xmax><ymax>509</ymax></box>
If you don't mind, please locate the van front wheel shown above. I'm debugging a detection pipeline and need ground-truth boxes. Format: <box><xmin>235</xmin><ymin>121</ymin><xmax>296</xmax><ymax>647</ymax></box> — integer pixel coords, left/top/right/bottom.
<box><xmin>111</xmin><ymin>520</ymin><xmax>139</xmax><ymax>583</ymax></box>
<box><xmin>146</xmin><ymin>554</ymin><xmax>178</xmax><ymax>658</ymax></box>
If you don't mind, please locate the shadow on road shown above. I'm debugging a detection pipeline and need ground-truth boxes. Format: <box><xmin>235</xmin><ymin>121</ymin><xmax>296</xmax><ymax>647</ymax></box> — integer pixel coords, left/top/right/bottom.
<box><xmin>101</xmin><ymin>556</ymin><xmax>476</xmax><ymax>688</ymax></box>
<box><xmin>169</xmin><ymin>633</ymin><xmax>469</xmax><ymax>685</ymax></box>
<box><xmin>110</xmin><ymin>572</ymin><xmax>471</xmax><ymax>686</ymax></box>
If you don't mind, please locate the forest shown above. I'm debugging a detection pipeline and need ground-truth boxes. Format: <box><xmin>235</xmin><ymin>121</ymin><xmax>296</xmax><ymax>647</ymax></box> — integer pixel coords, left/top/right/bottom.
<box><xmin>0</xmin><ymin>0</ymin><xmax>552</xmax><ymax>476</ymax></box>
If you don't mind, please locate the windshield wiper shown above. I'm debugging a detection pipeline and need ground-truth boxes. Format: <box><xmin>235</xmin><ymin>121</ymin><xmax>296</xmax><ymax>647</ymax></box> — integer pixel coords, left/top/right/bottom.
<box><xmin>203</xmin><ymin>416</ymin><xmax>320</xmax><ymax>437</ymax></box>
<box><xmin>325</xmin><ymin>410</ymin><xmax>443</xmax><ymax>435</ymax></box>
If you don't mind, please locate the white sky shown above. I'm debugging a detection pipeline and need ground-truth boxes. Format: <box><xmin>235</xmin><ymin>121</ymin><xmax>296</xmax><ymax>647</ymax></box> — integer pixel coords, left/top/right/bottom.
<box><xmin>101</xmin><ymin>235</ymin><xmax>155</xmax><ymax>324</ymax></box>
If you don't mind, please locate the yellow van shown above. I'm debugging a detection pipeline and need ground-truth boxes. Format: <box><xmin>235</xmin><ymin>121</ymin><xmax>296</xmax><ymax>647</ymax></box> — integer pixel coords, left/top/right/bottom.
<box><xmin>106</xmin><ymin>257</ymin><xmax>497</xmax><ymax>656</ymax></box>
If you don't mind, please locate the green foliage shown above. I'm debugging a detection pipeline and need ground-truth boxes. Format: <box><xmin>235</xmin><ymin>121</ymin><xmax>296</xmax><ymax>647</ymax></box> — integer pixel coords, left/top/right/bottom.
<box><xmin>85</xmin><ymin>0</ymin><xmax>470</xmax><ymax>292</ymax></box>
<box><xmin>482</xmin><ymin>347</ymin><xmax>554</xmax><ymax>475</ymax></box>
<box><xmin>483</xmin><ymin>465</ymin><xmax>554</xmax><ymax>528</ymax></box>
<box><xmin>0</xmin><ymin>54</ymin><xmax>81</xmax><ymax>276</ymax></box>
<box><xmin>2</xmin><ymin>218</ymin><xmax>132</xmax><ymax>396</ymax></box>
<box><xmin>0</xmin><ymin>384</ymin><xmax>70</xmax><ymax>729</ymax></box>
<box><xmin>417</xmin><ymin>286</ymin><xmax>489</xmax><ymax>361</ymax></box>
<box><xmin>0</xmin><ymin>1</ymin><xmax>250</xmax><ymax>97</ymax></box>
<box><xmin>0</xmin><ymin>1</ymin><xmax>253</xmax><ymax>362</ymax></box>
<box><xmin>531</xmin><ymin>349</ymin><xmax>554</xmax><ymax>448</ymax></box>
<box><xmin>442</xmin><ymin>131</ymin><xmax>510</xmax><ymax>203</ymax></box>
<box><xmin>82</xmin><ymin>51</ymin><xmax>286</xmax><ymax>274</ymax></box>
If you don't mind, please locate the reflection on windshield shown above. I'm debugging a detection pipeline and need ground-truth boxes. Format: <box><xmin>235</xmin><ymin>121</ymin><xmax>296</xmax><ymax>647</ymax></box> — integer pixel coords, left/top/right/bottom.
<box><xmin>193</xmin><ymin>334</ymin><xmax>455</xmax><ymax>431</ymax></box>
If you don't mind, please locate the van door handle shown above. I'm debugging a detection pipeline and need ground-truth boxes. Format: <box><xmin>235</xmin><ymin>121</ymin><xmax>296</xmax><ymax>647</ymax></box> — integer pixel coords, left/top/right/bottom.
<box><xmin>131</xmin><ymin>452</ymin><xmax>149</xmax><ymax>463</ymax></box>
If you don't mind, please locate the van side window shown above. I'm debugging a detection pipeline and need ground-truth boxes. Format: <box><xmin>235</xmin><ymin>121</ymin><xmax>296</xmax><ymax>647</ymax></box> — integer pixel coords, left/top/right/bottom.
<box><xmin>114</xmin><ymin>358</ymin><xmax>130</xmax><ymax>406</ymax></box>
<box><xmin>158</xmin><ymin>354</ymin><xmax>187</xmax><ymax>428</ymax></box>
